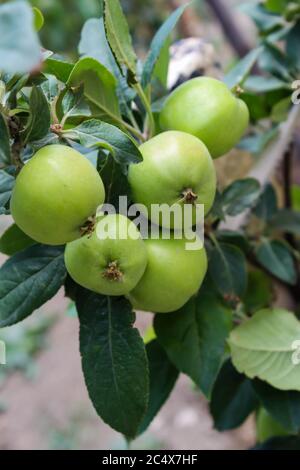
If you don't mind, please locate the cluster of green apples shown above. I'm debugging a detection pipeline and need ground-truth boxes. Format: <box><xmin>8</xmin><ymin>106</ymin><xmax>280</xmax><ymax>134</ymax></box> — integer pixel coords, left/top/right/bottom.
<box><xmin>10</xmin><ymin>77</ymin><xmax>249</xmax><ymax>313</ymax></box>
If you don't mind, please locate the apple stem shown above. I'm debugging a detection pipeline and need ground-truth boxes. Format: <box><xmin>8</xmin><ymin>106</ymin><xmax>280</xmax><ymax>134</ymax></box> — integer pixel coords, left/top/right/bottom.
<box><xmin>50</xmin><ymin>123</ymin><xmax>63</xmax><ymax>135</ymax></box>
<box><xmin>181</xmin><ymin>188</ymin><xmax>198</xmax><ymax>205</ymax></box>
<box><xmin>103</xmin><ymin>261</ymin><xmax>123</xmax><ymax>282</ymax></box>
<box><xmin>233</xmin><ymin>85</ymin><xmax>244</xmax><ymax>96</ymax></box>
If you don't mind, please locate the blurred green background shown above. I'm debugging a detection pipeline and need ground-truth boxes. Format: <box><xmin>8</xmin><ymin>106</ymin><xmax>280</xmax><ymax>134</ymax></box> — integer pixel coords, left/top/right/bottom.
<box><xmin>29</xmin><ymin>0</ymin><xmax>171</xmax><ymax>57</ymax></box>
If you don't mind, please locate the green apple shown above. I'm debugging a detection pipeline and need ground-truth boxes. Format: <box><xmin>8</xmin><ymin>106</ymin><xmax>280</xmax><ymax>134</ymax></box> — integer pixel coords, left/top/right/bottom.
<box><xmin>160</xmin><ymin>77</ymin><xmax>249</xmax><ymax>158</ymax></box>
<box><xmin>127</xmin><ymin>236</ymin><xmax>207</xmax><ymax>313</ymax></box>
<box><xmin>65</xmin><ymin>214</ymin><xmax>148</xmax><ymax>296</ymax></box>
<box><xmin>10</xmin><ymin>145</ymin><xmax>105</xmax><ymax>245</ymax></box>
<box><xmin>128</xmin><ymin>131</ymin><xmax>216</xmax><ymax>228</ymax></box>
<box><xmin>256</xmin><ymin>408</ymin><xmax>289</xmax><ymax>443</ymax></box>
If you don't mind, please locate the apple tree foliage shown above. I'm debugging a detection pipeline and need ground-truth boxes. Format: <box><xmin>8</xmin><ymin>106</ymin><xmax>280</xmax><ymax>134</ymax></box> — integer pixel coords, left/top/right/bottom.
<box><xmin>1</xmin><ymin>0</ymin><xmax>300</xmax><ymax>448</ymax></box>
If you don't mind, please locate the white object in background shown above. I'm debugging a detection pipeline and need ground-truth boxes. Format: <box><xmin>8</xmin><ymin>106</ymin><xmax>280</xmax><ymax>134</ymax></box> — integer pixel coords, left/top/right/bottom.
<box><xmin>167</xmin><ymin>37</ymin><xmax>221</xmax><ymax>89</ymax></box>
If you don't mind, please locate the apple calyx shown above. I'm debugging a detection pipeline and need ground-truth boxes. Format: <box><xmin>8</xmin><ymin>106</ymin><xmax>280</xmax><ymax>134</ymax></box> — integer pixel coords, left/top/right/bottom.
<box><xmin>80</xmin><ymin>216</ymin><xmax>96</xmax><ymax>237</ymax></box>
<box><xmin>103</xmin><ymin>261</ymin><xmax>123</xmax><ymax>282</ymax></box>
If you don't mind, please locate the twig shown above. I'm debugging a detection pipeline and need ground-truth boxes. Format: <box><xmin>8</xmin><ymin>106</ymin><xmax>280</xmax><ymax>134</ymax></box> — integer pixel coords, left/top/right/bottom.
<box><xmin>283</xmin><ymin>141</ymin><xmax>296</xmax><ymax>248</ymax></box>
<box><xmin>220</xmin><ymin>105</ymin><xmax>300</xmax><ymax>231</ymax></box>
<box><xmin>220</xmin><ymin>106</ymin><xmax>300</xmax><ymax>310</ymax></box>
<box><xmin>205</xmin><ymin>0</ymin><xmax>253</xmax><ymax>58</ymax></box>
<box><xmin>8</xmin><ymin>116</ymin><xmax>24</xmax><ymax>173</ymax></box>
<box><xmin>283</xmin><ymin>142</ymin><xmax>294</xmax><ymax>210</ymax></box>
<box><xmin>133</xmin><ymin>82</ymin><xmax>155</xmax><ymax>139</ymax></box>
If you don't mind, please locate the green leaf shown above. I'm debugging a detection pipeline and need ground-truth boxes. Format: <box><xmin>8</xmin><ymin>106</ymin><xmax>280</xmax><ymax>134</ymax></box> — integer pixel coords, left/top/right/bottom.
<box><xmin>210</xmin><ymin>189</ymin><xmax>226</xmax><ymax>220</ymax></box>
<box><xmin>143</xmin><ymin>325</ymin><xmax>156</xmax><ymax>344</ymax></box>
<box><xmin>253</xmin><ymin>379</ymin><xmax>300</xmax><ymax>433</ymax></box>
<box><xmin>138</xmin><ymin>339</ymin><xmax>179</xmax><ymax>435</ymax></box>
<box><xmin>27</xmin><ymin>72</ymin><xmax>48</xmax><ymax>87</ymax></box>
<box><xmin>32</xmin><ymin>7</ymin><xmax>44</xmax><ymax>32</ymax></box>
<box><xmin>141</xmin><ymin>4</ymin><xmax>189</xmax><ymax>89</ymax></box>
<box><xmin>154</xmin><ymin>285</ymin><xmax>231</xmax><ymax>398</ymax></box>
<box><xmin>79</xmin><ymin>18</ymin><xmax>117</xmax><ymax>75</ymax></box>
<box><xmin>242</xmin><ymin>269</ymin><xmax>273</xmax><ymax>314</ymax></box>
<box><xmin>292</xmin><ymin>185</ymin><xmax>300</xmax><ymax>211</ymax></box>
<box><xmin>265</xmin><ymin>0</ymin><xmax>288</xmax><ymax>14</ymax></box>
<box><xmin>64</xmin><ymin>119</ymin><xmax>142</xmax><ymax>166</ymax></box>
<box><xmin>221</xmin><ymin>178</ymin><xmax>261</xmax><ymax>216</ymax></box>
<box><xmin>238</xmin><ymin>126</ymin><xmax>279</xmax><ymax>154</ymax></box>
<box><xmin>0</xmin><ymin>245</ymin><xmax>66</xmax><ymax>327</ymax></box>
<box><xmin>79</xmin><ymin>18</ymin><xmax>135</xmax><ymax>111</ymax></box>
<box><xmin>28</xmin><ymin>132</ymin><xmax>59</xmax><ymax>151</ymax></box>
<box><xmin>56</xmin><ymin>86</ymin><xmax>91</xmax><ymax>125</ymax></box>
<box><xmin>59</xmin><ymin>87</ymin><xmax>81</xmax><ymax>116</ymax></box>
<box><xmin>97</xmin><ymin>151</ymin><xmax>131</xmax><ymax>206</ymax></box>
<box><xmin>0</xmin><ymin>113</ymin><xmax>11</xmax><ymax>166</ymax></box>
<box><xmin>229</xmin><ymin>308</ymin><xmax>300</xmax><ymax>391</ymax></box>
<box><xmin>153</xmin><ymin>37</ymin><xmax>170</xmax><ymax>89</ymax></box>
<box><xmin>210</xmin><ymin>360</ymin><xmax>258</xmax><ymax>431</ymax></box>
<box><xmin>253</xmin><ymin>436</ymin><xmax>300</xmax><ymax>450</ymax></box>
<box><xmin>223</xmin><ymin>48</ymin><xmax>262</xmax><ymax>89</ymax></box>
<box><xmin>253</xmin><ymin>183</ymin><xmax>278</xmax><ymax>221</ymax></box>
<box><xmin>0</xmin><ymin>169</ymin><xmax>14</xmax><ymax>210</ymax></box>
<box><xmin>67</xmin><ymin>57</ymin><xmax>121</xmax><ymax>124</ymax></box>
<box><xmin>5</xmin><ymin>75</ymin><xmax>31</xmax><ymax>110</ymax></box>
<box><xmin>77</xmin><ymin>291</ymin><xmax>149</xmax><ymax>438</ymax></box>
<box><xmin>266</xmin><ymin>23</ymin><xmax>293</xmax><ymax>43</ymax></box>
<box><xmin>216</xmin><ymin>230</ymin><xmax>251</xmax><ymax>254</ymax></box>
<box><xmin>269</xmin><ymin>209</ymin><xmax>300</xmax><ymax>235</ymax></box>
<box><xmin>41</xmin><ymin>75</ymin><xmax>59</xmax><ymax>103</ymax></box>
<box><xmin>23</xmin><ymin>86</ymin><xmax>50</xmax><ymax>143</ymax></box>
<box><xmin>65</xmin><ymin>301</ymin><xmax>78</xmax><ymax>318</ymax></box>
<box><xmin>103</xmin><ymin>0</ymin><xmax>137</xmax><ymax>82</ymax></box>
<box><xmin>241</xmin><ymin>92</ymin><xmax>269</xmax><ymax>122</ymax></box>
<box><xmin>209</xmin><ymin>243</ymin><xmax>247</xmax><ymax>298</ymax></box>
<box><xmin>240</xmin><ymin>3</ymin><xmax>284</xmax><ymax>31</ymax></box>
<box><xmin>151</xmin><ymin>95</ymin><xmax>168</xmax><ymax>114</ymax></box>
<box><xmin>244</xmin><ymin>75</ymin><xmax>290</xmax><ymax>93</ymax></box>
<box><xmin>285</xmin><ymin>3</ymin><xmax>300</xmax><ymax>22</ymax></box>
<box><xmin>0</xmin><ymin>1</ymin><xmax>41</xmax><ymax>74</ymax></box>
<box><xmin>259</xmin><ymin>43</ymin><xmax>294</xmax><ymax>81</ymax></box>
<box><xmin>255</xmin><ymin>239</ymin><xmax>297</xmax><ymax>285</ymax></box>
<box><xmin>44</xmin><ymin>57</ymin><xmax>74</xmax><ymax>83</ymax></box>
<box><xmin>286</xmin><ymin>21</ymin><xmax>300</xmax><ymax>70</ymax></box>
<box><xmin>271</xmin><ymin>97</ymin><xmax>291</xmax><ymax>123</ymax></box>
<box><xmin>256</xmin><ymin>406</ymin><xmax>290</xmax><ymax>443</ymax></box>
<box><xmin>0</xmin><ymin>224</ymin><xmax>35</xmax><ymax>256</ymax></box>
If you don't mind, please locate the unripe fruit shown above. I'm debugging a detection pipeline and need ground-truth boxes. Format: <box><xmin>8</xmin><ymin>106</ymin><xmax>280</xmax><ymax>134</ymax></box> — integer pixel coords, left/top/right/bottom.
<box><xmin>127</xmin><ymin>236</ymin><xmax>207</xmax><ymax>313</ymax></box>
<box><xmin>65</xmin><ymin>214</ymin><xmax>148</xmax><ymax>296</ymax></box>
<box><xmin>160</xmin><ymin>77</ymin><xmax>249</xmax><ymax>158</ymax></box>
<box><xmin>10</xmin><ymin>145</ymin><xmax>105</xmax><ymax>245</ymax></box>
<box><xmin>128</xmin><ymin>131</ymin><xmax>216</xmax><ymax>229</ymax></box>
